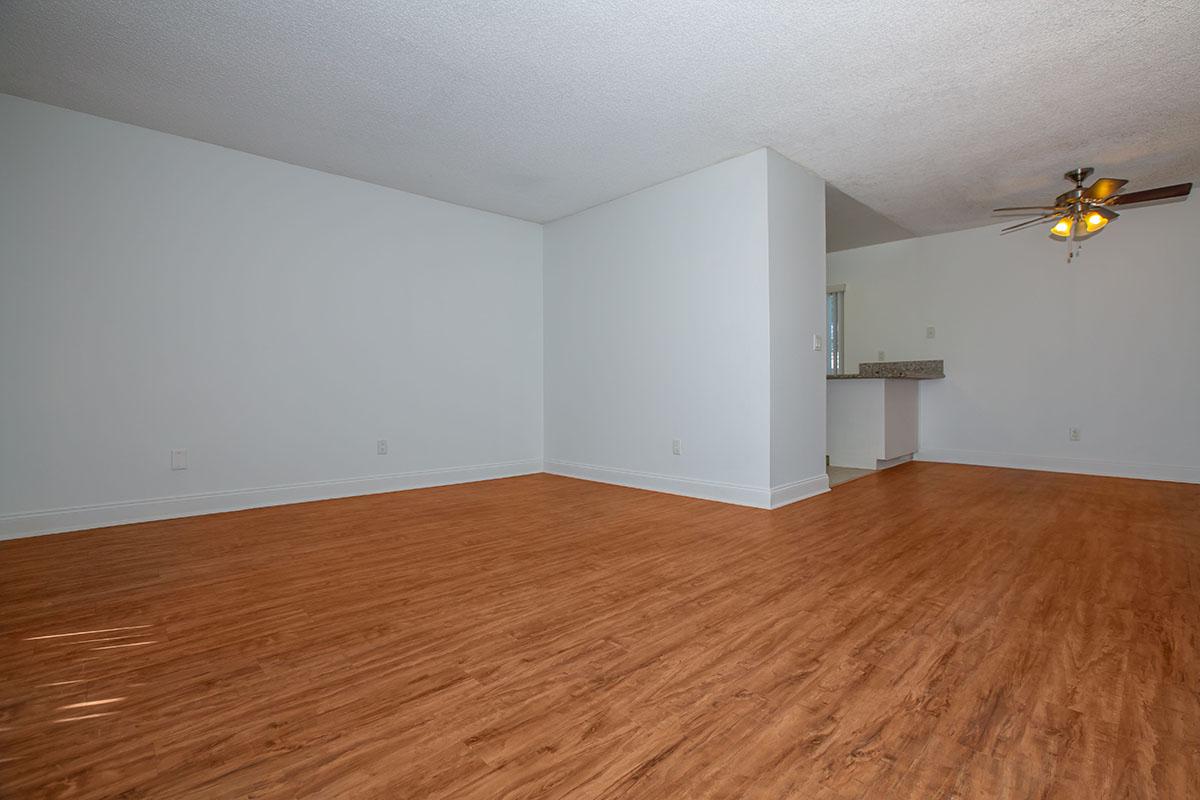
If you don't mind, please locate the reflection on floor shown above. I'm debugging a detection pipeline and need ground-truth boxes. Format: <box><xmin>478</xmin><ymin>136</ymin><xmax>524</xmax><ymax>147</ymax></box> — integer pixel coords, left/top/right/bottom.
<box><xmin>828</xmin><ymin>465</ymin><xmax>873</xmax><ymax>487</ymax></box>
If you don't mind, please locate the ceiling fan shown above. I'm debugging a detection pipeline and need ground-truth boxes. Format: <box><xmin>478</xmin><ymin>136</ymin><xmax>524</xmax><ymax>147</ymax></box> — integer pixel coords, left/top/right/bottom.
<box><xmin>993</xmin><ymin>167</ymin><xmax>1192</xmax><ymax>261</ymax></box>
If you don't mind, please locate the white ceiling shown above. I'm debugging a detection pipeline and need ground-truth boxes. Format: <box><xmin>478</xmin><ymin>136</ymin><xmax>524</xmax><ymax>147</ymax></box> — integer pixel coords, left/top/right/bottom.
<box><xmin>2</xmin><ymin>2</ymin><xmax>1198</xmax><ymax>237</ymax></box>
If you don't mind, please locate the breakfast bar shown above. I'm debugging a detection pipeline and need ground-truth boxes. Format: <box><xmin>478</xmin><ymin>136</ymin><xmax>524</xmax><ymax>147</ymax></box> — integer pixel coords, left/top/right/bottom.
<box><xmin>826</xmin><ymin>360</ymin><xmax>944</xmax><ymax>470</ymax></box>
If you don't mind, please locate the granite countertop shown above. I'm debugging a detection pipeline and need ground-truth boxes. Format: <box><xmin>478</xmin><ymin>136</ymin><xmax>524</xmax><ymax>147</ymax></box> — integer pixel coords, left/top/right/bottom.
<box><xmin>827</xmin><ymin>359</ymin><xmax>944</xmax><ymax>380</ymax></box>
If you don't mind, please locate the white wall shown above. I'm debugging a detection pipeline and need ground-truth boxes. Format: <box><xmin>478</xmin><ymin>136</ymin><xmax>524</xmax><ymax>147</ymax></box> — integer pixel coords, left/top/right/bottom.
<box><xmin>543</xmin><ymin>149</ymin><xmax>829</xmax><ymax>507</ymax></box>
<box><xmin>543</xmin><ymin>151</ymin><xmax>774</xmax><ymax>505</ymax></box>
<box><xmin>767</xmin><ymin>151</ymin><xmax>828</xmax><ymax>498</ymax></box>
<box><xmin>827</xmin><ymin>199</ymin><xmax>1200</xmax><ymax>483</ymax></box>
<box><xmin>0</xmin><ymin>100</ymin><xmax>834</xmax><ymax>535</ymax></box>
<box><xmin>0</xmin><ymin>95</ymin><xmax>544</xmax><ymax>537</ymax></box>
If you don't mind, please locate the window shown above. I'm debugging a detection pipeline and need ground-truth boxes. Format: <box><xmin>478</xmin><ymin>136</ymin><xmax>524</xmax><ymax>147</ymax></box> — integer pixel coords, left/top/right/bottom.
<box><xmin>826</xmin><ymin>285</ymin><xmax>844</xmax><ymax>375</ymax></box>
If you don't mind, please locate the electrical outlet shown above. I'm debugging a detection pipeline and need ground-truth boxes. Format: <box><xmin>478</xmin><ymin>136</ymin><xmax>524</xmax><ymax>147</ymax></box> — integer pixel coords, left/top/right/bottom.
<box><xmin>877</xmin><ymin>350</ymin><xmax>886</xmax><ymax>361</ymax></box>
<box><xmin>1068</xmin><ymin>427</ymin><xmax>1081</xmax><ymax>442</ymax></box>
<box><xmin>377</xmin><ymin>439</ymin><xmax>388</xmax><ymax>455</ymax></box>
<box><xmin>926</xmin><ymin>326</ymin><xmax>936</xmax><ymax>339</ymax></box>
<box><xmin>170</xmin><ymin>448</ymin><xmax>188</xmax><ymax>470</ymax></box>
<box><xmin>672</xmin><ymin>439</ymin><xmax>682</xmax><ymax>456</ymax></box>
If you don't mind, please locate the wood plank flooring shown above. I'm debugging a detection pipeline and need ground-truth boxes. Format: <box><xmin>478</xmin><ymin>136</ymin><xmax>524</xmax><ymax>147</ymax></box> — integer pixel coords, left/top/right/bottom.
<box><xmin>1</xmin><ymin>462</ymin><xmax>1198</xmax><ymax>798</ymax></box>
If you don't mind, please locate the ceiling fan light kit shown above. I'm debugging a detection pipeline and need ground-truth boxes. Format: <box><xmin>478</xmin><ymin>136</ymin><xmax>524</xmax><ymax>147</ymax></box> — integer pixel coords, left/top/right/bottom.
<box><xmin>994</xmin><ymin>167</ymin><xmax>1192</xmax><ymax>262</ymax></box>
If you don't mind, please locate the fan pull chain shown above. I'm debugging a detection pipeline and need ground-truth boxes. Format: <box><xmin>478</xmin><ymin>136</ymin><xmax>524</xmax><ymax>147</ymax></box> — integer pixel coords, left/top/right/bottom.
<box><xmin>1065</xmin><ymin>230</ymin><xmax>1080</xmax><ymax>263</ymax></box>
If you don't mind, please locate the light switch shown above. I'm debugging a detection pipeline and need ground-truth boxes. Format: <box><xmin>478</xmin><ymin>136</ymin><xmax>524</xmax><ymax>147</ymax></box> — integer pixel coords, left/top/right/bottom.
<box><xmin>812</xmin><ymin>334</ymin><xmax>823</xmax><ymax>352</ymax></box>
<box><xmin>926</xmin><ymin>326</ymin><xmax>936</xmax><ymax>339</ymax></box>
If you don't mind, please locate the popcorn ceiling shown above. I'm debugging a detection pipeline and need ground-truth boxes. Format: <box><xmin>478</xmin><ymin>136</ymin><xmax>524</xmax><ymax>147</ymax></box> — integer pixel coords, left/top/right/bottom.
<box><xmin>2</xmin><ymin>1</ymin><xmax>1197</xmax><ymax>235</ymax></box>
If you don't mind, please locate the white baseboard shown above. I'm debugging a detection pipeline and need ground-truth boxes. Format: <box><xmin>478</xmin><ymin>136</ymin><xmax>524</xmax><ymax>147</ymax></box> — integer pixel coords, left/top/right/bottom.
<box><xmin>915</xmin><ymin>449</ymin><xmax>1200</xmax><ymax>484</ymax></box>
<box><xmin>769</xmin><ymin>474</ymin><xmax>830</xmax><ymax>509</ymax></box>
<box><xmin>876</xmin><ymin>454</ymin><xmax>913</xmax><ymax>470</ymax></box>
<box><xmin>0</xmin><ymin>459</ymin><xmax>544</xmax><ymax>541</ymax></box>
<box><xmin>2</xmin><ymin>456</ymin><xmax>841</xmax><ymax>541</ymax></box>
<box><xmin>544</xmin><ymin>459</ymin><xmax>773</xmax><ymax>508</ymax></box>
<box><xmin>543</xmin><ymin>459</ymin><xmax>831</xmax><ymax>511</ymax></box>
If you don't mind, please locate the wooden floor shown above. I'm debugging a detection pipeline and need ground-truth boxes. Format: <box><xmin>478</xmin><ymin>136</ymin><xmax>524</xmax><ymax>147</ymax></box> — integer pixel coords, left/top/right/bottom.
<box><xmin>1</xmin><ymin>463</ymin><xmax>1198</xmax><ymax>799</ymax></box>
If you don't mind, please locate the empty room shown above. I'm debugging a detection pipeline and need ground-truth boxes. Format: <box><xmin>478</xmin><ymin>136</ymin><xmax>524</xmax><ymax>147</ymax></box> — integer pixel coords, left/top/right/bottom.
<box><xmin>1</xmin><ymin>2</ymin><xmax>1198</xmax><ymax>798</ymax></box>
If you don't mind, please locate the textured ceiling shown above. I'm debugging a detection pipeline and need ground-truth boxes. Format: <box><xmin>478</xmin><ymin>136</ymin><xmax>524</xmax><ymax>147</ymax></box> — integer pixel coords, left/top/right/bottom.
<box><xmin>2</xmin><ymin>2</ymin><xmax>1198</xmax><ymax>235</ymax></box>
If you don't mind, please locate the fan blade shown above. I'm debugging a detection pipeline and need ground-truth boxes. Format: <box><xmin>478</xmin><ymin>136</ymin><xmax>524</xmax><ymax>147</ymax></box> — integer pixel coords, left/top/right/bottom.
<box><xmin>1000</xmin><ymin>213</ymin><xmax>1060</xmax><ymax>234</ymax></box>
<box><xmin>1110</xmin><ymin>182</ymin><xmax>1192</xmax><ymax>206</ymax></box>
<box><xmin>1082</xmin><ymin>178</ymin><xmax>1127</xmax><ymax>200</ymax></box>
<box><xmin>993</xmin><ymin>205</ymin><xmax>1059</xmax><ymax>215</ymax></box>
